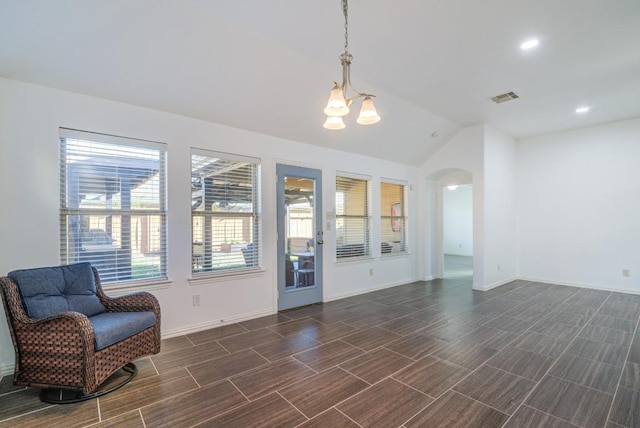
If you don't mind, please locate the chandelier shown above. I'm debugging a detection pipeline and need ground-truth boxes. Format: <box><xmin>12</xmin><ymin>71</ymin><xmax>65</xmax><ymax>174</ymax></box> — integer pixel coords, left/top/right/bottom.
<box><xmin>323</xmin><ymin>0</ymin><xmax>380</xmax><ymax>130</ymax></box>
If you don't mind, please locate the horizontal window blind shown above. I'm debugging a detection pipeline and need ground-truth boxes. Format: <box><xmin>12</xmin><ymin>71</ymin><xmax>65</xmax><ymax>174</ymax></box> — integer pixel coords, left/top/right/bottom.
<box><xmin>191</xmin><ymin>149</ymin><xmax>261</xmax><ymax>275</ymax></box>
<box><xmin>336</xmin><ymin>175</ymin><xmax>371</xmax><ymax>259</ymax></box>
<box><xmin>59</xmin><ymin>129</ymin><xmax>168</xmax><ymax>285</ymax></box>
<box><xmin>380</xmin><ymin>180</ymin><xmax>407</xmax><ymax>255</ymax></box>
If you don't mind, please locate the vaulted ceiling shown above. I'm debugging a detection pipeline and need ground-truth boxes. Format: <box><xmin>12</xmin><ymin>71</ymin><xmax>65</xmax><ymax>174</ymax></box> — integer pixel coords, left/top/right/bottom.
<box><xmin>1</xmin><ymin>0</ymin><xmax>639</xmax><ymax>165</ymax></box>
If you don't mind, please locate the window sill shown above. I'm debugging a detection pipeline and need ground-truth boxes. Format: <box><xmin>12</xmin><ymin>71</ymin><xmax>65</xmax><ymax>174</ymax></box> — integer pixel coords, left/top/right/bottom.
<box><xmin>189</xmin><ymin>268</ymin><xmax>266</xmax><ymax>285</ymax></box>
<box><xmin>103</xmin><ymin>278</ymin><xmax>172</xmax><ymax>297</ymax></box>
<box><xmin>381</xmin><ymin>252</ymin><xmax>410</xmax><ymax>260</ymax></box>
<box><xmin>335</xmin><ymin>255</ymin><xmax>374</xmax><ymax>265</ymax></box>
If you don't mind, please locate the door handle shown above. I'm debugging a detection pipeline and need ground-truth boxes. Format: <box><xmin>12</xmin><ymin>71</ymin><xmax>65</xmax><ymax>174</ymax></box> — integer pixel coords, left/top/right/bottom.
<box><xmin>317</xmin><ymin>240</ymin><xmax>324</xmax><ymax>245</ymax></box>
<box><xmin>317</xmin><ymin>231</ymin><xmax>323</xmax><ymax>245</ymax></box>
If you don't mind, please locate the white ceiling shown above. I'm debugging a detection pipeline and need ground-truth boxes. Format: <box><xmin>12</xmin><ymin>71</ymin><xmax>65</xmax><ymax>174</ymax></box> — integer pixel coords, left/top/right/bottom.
<box><xmin>2</xmin><ymin>0</ymin><xmax>639</xmax><ymax>166</ymax></box>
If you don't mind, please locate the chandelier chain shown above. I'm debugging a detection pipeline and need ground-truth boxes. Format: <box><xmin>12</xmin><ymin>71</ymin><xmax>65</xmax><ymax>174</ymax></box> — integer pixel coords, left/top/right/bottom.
<box><xmin>343</xmin><ymin>0</ymin><xmax>350</xmax><ymax>54</ymax></box>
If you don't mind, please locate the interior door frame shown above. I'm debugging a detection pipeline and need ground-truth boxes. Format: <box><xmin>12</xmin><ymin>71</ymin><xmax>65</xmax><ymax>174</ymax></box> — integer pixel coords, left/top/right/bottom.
<box><xmin>276</xmin><ymin>163</ymin><xmax>323</xmax><ymax>311</ymax></box>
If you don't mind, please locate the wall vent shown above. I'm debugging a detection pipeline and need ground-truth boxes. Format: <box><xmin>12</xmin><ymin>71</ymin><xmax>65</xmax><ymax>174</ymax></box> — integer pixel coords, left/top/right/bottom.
<box><xmin>490</xmin><ymin>91</ymin><xmax>519</xmax><ymax>104</ymax></box>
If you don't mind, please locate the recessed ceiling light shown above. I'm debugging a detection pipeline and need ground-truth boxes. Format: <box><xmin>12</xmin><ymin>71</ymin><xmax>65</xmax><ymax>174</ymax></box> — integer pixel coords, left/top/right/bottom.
<box><xmin>520</xmin><ymin>39</ymin><xmax>539</xmax><ymax>50</ymax></box>
<box><xmin>575</xmin><ymin>106</ymin><xmax>590</xmax><ymax>114</ymax></box>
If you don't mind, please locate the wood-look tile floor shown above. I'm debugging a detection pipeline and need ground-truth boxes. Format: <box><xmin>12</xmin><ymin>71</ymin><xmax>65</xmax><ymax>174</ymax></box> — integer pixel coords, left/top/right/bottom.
<box><xmin>1</xmin><ymin>276</ymin><xmax>640</xmax><ymax>427</ymax></box>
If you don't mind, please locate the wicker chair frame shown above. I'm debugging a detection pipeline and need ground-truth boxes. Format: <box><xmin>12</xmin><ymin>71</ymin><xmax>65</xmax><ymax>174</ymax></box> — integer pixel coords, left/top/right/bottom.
<box><xmin>0</xmin><ymin>267</ymin><xmax>161</xmax><ymax>398</ymax></box>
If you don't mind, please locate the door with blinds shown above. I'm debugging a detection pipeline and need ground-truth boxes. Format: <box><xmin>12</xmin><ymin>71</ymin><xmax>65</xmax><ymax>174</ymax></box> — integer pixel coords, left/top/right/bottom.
<box><xmin>276</xmin><ymin>164</ymin><xmax>323</xmax><ymax>310</ymax></box>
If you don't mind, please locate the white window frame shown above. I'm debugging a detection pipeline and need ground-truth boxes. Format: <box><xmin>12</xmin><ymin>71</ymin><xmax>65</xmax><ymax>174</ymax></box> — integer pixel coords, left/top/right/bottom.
<box><xmin>59</xmin><ymin>128</ymin><xmax>168</xmax><ymax>289</ymax></box>
<box><xmin>190</xmin><ymin>148</ymin><xmax>262</xmax><ymax>279</ymax></box>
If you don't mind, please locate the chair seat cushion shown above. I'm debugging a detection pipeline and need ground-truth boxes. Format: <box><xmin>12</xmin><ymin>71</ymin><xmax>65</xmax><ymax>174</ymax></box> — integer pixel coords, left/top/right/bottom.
<box><xmin>90</xmin><ymin>312</ymin><xmax>157</xmax><ymax>350</ymax></box>
<box><xmin>9</xmin><ymin>262</ymin><xmax>106</xmax><ymax>319</ymax></box>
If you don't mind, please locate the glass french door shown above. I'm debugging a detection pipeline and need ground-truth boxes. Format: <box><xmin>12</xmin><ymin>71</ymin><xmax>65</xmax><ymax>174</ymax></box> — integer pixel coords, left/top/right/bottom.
<box><xmin>276</xmin><ymin>164</ymin><xmax>323</xmax><ymax>310</ymax></box>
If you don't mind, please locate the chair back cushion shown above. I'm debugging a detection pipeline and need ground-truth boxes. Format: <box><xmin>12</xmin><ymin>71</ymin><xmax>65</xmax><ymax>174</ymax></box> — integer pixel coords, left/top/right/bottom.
<box><xmin>8</xmin><ymin>262</ymin><xmax>106</xmax><ymax>319</ymax></box>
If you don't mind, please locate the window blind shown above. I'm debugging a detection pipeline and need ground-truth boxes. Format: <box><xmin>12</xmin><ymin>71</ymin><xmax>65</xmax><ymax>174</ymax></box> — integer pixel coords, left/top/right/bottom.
<box><xmin>336</xmin><ymin>174</ymin><xmax>371</xmax><ymax>259</ymax></box>
<box><xmin>59</xmin><ymin>129</ymin><xmax>168</xmax><ymax>285</ymax></box>
<box><xmin>191</xmin><ymin>149</ymin><xmax>261</xmax><ymax>275</ymax></box>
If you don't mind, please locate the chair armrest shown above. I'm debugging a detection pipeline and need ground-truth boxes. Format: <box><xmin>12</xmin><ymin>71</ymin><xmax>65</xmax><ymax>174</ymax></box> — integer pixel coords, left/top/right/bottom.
<box><xmin>90</xmin><ymin>266</ymin><xmax>161</xmax><ymax>316</ymax></box>
<box><xmin>12</xmin><ymin>311</ymin><xmax>95</xmax><ymax>353</ymax></box>
<box><xmin>100</xmin><ymin>291</ymin><xmax>161</xmax><ymax>315</ymax></box>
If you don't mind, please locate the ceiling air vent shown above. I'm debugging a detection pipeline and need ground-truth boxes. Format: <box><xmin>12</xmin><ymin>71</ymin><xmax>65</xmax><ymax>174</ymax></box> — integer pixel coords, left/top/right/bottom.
<box><xmin>490</xmin><ymin>91</ymin><xmax>519</xmax><ymax>104</ymax></box>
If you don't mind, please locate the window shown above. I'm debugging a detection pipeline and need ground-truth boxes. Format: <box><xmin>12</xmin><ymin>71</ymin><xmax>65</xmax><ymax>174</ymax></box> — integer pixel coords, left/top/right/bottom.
<box><xmin>60</xmin><ymin>129</ymin><xmax>168</xmax><ymax>285</ymax></box>
<box><xmin>336</xmin><ymin>174</ymin><xmax>371</xmax><ymax>259</ymax></box>
<box><xmin>380</xmin><ymin>180</ymin><xmax>408</xmax><ymax>255</ymax></box>
<box><xmin>191</xmin><ymin>149</ymin><xmax>261</xmax><ymax>276</ymax></box>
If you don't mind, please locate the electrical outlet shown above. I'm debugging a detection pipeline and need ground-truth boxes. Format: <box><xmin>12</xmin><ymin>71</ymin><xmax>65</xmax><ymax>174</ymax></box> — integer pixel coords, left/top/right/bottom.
<box><xmin>623</xmin><ymin>269</ymin><xmax>630</xmax><ymax>277</ymax></box>
<box><xmin>193</xmin><ymin>295</ymin><xmax>201</xmax><ymax>306</ymax></box>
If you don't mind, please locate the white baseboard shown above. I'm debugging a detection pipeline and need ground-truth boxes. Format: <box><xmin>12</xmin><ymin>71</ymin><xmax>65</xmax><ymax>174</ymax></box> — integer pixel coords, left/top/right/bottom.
<box><xmin>161</xmin><ymin>308</ymin><xmax>275</xmax><ymax>339</ymax></box>
<box><xmin>517</xmin><ymin>275</ymin><xmax>640</xmax><ymax>295</ymax></box>
<box><xmin>1</xmin><ymin>362</ymin><xmax>14</xmax><ymax>378</ymax></box>
<box><xmin>326</xmin><ymin>277</ymin><xmax>421</xmax><ymax>302</ymax></box>
<box><xmin>473</xmin><ymin>276</ymin><xmax>518</xmax><ymax>292</ymax></box>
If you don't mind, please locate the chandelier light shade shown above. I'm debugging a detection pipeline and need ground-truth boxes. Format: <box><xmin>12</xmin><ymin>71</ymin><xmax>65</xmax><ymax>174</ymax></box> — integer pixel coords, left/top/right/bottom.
<box><xmin>323</xmin><ymin>115</ymin><xmax>346</xmax><ymax>130</ymax></box>
<box><xmin>356</xmin><ymin>95</ymin><xmax>381</xmax><ymax>124</ymax></box>
<box><xmin>323</xmin><ymin>0</ymin><xmax>380</xmax><ymax>130</ymax></box>
<box><xmin>324</xmin><ymin>83</ymin><xmax>350</xmax><ymax>117</ymax></box>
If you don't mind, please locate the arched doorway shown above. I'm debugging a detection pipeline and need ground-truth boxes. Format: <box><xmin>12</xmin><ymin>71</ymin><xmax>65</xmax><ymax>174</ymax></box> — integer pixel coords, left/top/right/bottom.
<box><xmin>425</xmin><ymin>169</ymin><xmax>473</xmax><ymax>285</ymax></box>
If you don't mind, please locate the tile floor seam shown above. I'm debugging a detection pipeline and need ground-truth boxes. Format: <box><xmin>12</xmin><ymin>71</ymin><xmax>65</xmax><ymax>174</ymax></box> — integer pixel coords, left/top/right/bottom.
<box><xmin>381</xmin><ymin>343</ymin><xmax>429</xmax><ymax>362</ymax></box>
<box><xmin>96</xmin><ymin>396</ymin><xmax>102</xmax><ymax>423</ymax></box>
<box><xmin>513</xmin><ymin>404</ymin><xmax>580</xmax><ymax>428</ymax></box>
<box><xmin>147</xmin><ymin>355</ymin><xmax>160</xmax><ymax>376</ymax></box>
<box><xmin>275</xmin><ymin>366</ymin><xmax>362</xmax><ymax>420</ymax></box>
<box><xmin>542</xmin><ymin>373</ymin><xmax>616</xmax><ymax>397</ymax></box>
<box><xmin>445</xmin><ymin>388</ymin><xmax>511</xmax><ymax>418</ymax></box>
<box><xmin>323</xmin><ymin>377</ymin><xmax>430</xmax><ymax>428</ymax></box>
<box><xmin>227</xmin><ymin>377</ymin><xmax>253</xmax><ymax>402</ymax></box>
<box><xmin>213</xmin><ymin>339</ymin><xmax>232</xmax><ymax>355</ymax></box>
<box><xmin>375</xmin><ymin>374</ymin><xmax>435</xmax><ymax>399</ymax></box>
<box><xmin>499</xmin><ymin>287</ymin><xmax>610</xmax><ymax>427</ymax></box>
<box><xmin>0</xmin><ymin>387</ymin><xmax>28</xmax><ymax>399</ymax></box>
<box><xmin>427</xmin><ymin>352</ymin><xmax>518</xmax><ymax>417</ymax></box>
<box><xmin>333</xmin><ymin>407</ymin><xmax>365</xmax><ymax>428</ymax></box>
<box><xmin>193</xmin><ymin>390</ymin><xmax>273</xmax><ymax>427</ymax></box>
<box><xmin>138</xmin><ymin>408</ymin><xmax>147</xmax><ymax>428</ymax></box>
<box><xmin>604</xmin><ymin>310</ymin><xmax>640</xmax><ymax>426</ymax></box>
<box><xmin>0</xmin><ymin>405</ymin><xmax>52</xmax><ymax>425</ymax></box>
<box><xmin>481</xmin><ymin>361</ymin><xmax>548</xmax><ymax>384</ymax></box>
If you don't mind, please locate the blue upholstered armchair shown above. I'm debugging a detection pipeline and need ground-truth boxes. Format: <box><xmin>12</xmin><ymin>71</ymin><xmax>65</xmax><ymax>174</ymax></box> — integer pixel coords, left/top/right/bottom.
<box><xmin>0</xmin><ymin>262</ymin><xmax>161</xmax><ymax>403</ymax></box>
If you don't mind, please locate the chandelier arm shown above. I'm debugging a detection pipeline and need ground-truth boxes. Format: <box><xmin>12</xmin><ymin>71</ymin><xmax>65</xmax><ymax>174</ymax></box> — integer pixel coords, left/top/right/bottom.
<box><xmin>340</xmin><ymin>0</ymin><xmax>374</xmax><ymax>101</ymax></box>
<box><xmin>343</xmin><ymin>56</ymin><xmax>370</xmax><ymax>100</ymax></box>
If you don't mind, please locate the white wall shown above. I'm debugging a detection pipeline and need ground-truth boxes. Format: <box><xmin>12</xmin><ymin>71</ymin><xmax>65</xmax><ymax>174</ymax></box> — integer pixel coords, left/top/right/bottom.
<box><xmin>443</xmin><ymin>185</ymin><xmax>473</xmax><ymax>256</ymax></box>
<box><xmin>0</xmin><ymin>78</ymin><xmax>420</xmax><ymax>374</ymax></box>
<box><xmin>517</xmin><ymin>117</ymin><xmax>640</xmax><ymax>293</ymax></box>
<box><xmin>482</xmin><ymin>126</ymin><xmax>517</xmax><ymax>289</ymax></box>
